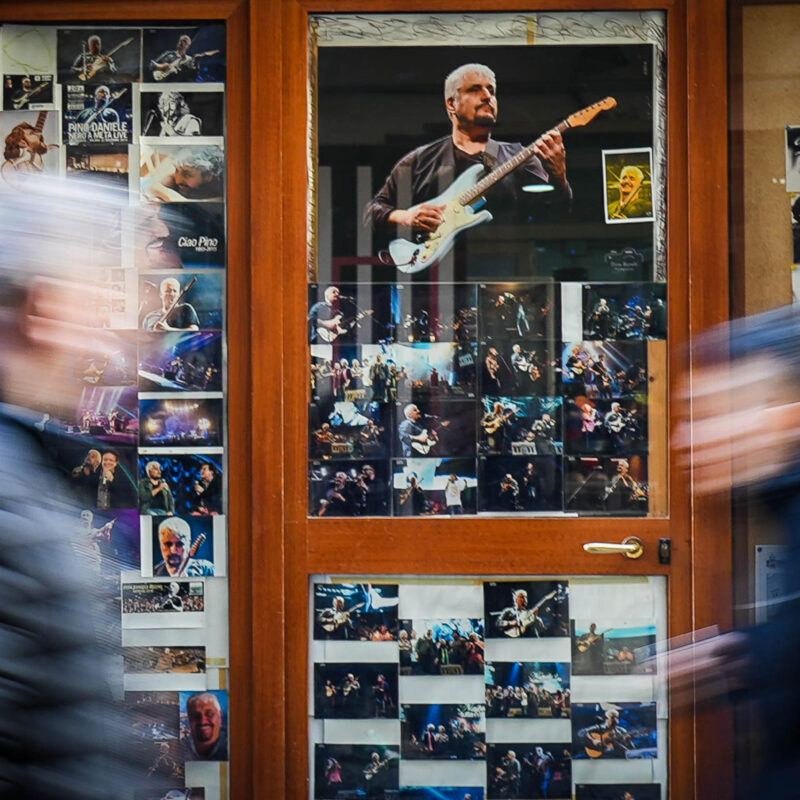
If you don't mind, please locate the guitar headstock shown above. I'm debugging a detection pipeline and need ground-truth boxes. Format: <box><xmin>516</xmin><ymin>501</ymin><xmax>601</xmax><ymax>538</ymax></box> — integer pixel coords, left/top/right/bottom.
<box><xmin>566</xmin><ymin>97</ymin><xmax>617</xmax><ymax>128</ymax></box>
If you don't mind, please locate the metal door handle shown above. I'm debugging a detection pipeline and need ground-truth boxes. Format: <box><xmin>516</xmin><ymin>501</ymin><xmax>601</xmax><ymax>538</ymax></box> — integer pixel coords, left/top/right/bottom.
<box><xmin>583</xmin><ymin>536</ymin><xmax>644</xmax><ymax>559</ymax></box>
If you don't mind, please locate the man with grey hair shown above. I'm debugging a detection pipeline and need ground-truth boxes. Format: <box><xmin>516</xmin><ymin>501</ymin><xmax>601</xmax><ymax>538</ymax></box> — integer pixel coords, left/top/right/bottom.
<box><xmin>183</xmin><ymin>691</ymin><xmax>227</xmax><ymax>761</ymax></box>
<box><xmin>143</xmin><ymin>144</ymin><xmax>224</xmax><ymax>201</ymax></box>
<box><xmin>141</xmin><ymin>276</ymin><xmax>200</xmax><ymax>331</ymax></box>
<box><xmin>138</xmin><ymin>460</ymin><xmax>175</xmax><ymax>515</ymax></box>
<box><xmin>365</xmin><ymin>62</ymin><xmax>570</xmax><ymax>240</ymax></box>
<box><xmin>154</xmin><ymin>517</ymin><xmax>214</xmax><ymax>577</ymax></box>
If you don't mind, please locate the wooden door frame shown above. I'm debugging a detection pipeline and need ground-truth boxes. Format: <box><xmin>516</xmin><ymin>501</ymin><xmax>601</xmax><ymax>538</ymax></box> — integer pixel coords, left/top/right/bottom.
<box><xmin>266</xmin><ymin>0</ymin><xmax>734</xmax><ymax>798</ymax></box>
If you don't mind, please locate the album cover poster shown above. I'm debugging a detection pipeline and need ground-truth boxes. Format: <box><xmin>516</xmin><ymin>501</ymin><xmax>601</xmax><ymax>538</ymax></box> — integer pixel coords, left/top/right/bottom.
<box><xmin>571</xmin><ymin>702</ymin><xmax>657</xmax><ymax>760</ymax></box>
<box><xmin>398</xmin><ymin>618</ymin><xmax>484</xmax><ymax>674</ymax></box>
<box><xmin>139</xmin><ymin>331</ymin><xmax>223</xmax><ymax>392</ymax></box>
<box><xmin>66</xmin><ymin>144</ymin><xmax>130</xmax><ymax>190</ymax></box>
<box><xmin>140</xmin><ymin>143</ymin><xmax>225</xmax><ymax>203</ymax></box>
<box><xmin>310</xmin><ymin>399</ymin><xmax>392</xmax><ymax>461</ymax></box>
<box><xmin>63</xmin><ymin>82</ymin><xmax>133</xmax><ymax>145</ymax></box>
<box><xmin>142</xmin><ymin>26</ymin><xmax>226</xmax><ymax>84</ymax></box>
<box><xmin>486</xmin><ymin>742</ymin><xmax>572</xmax><ymax>799</ymax></box>
<box><xmin>395</xmin><ymin>398</ymin><xmax>477</xmax><ymax>459</ymax></box>
<box><xmin>561</xmin><ymin>341</ymin><xmax>648</xmax><ymax>399</ymax></box>
<box><xmin>399</xmin><ymin>789</ymin><xmax>483</xmax><ymax>800</ymax></box>
<box><xmin>3</xmin><ymin>74</ymin><xmax>53</xmax><ymax>110</ymax></box>
<box><xmin>575</xmin><ymin>784</ymin><xmax>660</xmax><ymax>800</ymax></box>
<box><xmin>309</xmin><ymin>283</ymin><xmax>393</xmax><ymax>345</ymax></box>
<box><xmin>392</xmin><ymin>283</ymin><xmax>478</xmax><ymax>343</ymax></box>
<box><xmin>400</xmin><ymin>703</ymin><xmax>485</xmax><ymax>760</ymax></box>
<box><xmin>310</xmin><ymin>460</ymin><xmax>391</xmax><ymax>517</ymax></box>
<box><xmin>564</xmin><ymin>397</ymin><xmax>648</xmax><ymax>456</ymax></box>
<box><xmin>571</xmin><ymin>621</ymin><xmax>656</xmax><ymax>675</ymax></box>
<box><xmin>485</xmin><ymin>661</ymin><xmax>570</xmax><ymax>718</ymax></box>
<box><xmin>148</xmin><ymin>515</ymin><xmax>216</xmax><ymax>577</ymax></box>
<box><xmin>179</xmin><ymin>689</ymin><xmax>228</xmax><ymax>762</ymax></box>
<box><xmin>479</xmin><ymin>283</ymin><xmax>561</xmax><ymax>342</ymax></box>
<box><xmin>312</xmin><ymin>582</ymin><xmax>399</xmax><ymax>640</ymax></box>
<box><xmin>480</xmin><ymin>341</ymin><xmax>561</xmax><ymax>398</ymax></box>
<box><xmin>392</xmin><ymin>458</ymin><xmax>478</xmax><ymax>516</ymax></box>
<box><xmin>483</xmin><ymin>581</ymin><xmax>569</xmax><ymax>639</ymax></box>
<box><xmin>140</xmin><ymin>87</ymin><xmax>225</xmax><ymax>138</ymax></box>
<box><xmin>57</xmin><ymin>28</ymin><xmax>141</xmax><ymax>84</ymax></box>
<box><xmin>314</xmin><ymin>40</ymin><xmax>658</xmax><ymax>285</ymax></box>
<box><xmin>138</xmin><ymin>453</ymin><xmax>224</xmax><ymax>516</ymax></box>
<box><xmin>565</xmin><ymin>456</ymin><xmax>649</xmax><ymax>515</ymax></box>
<box><xmin>583</xmin><ymin>283</ymin><xmax>667</xmax><ymax>340</ymax></box>
<box><xmin>138</xmin><ymin>271</ymin><xmax>224</xmax><ymax>331</ymax></box>
<box><xmin>138</xmin><ymin>396</ymin><xmax>223</xmax><ymax>448</ymax></box>
<box><xmin>0</xmin><ymin>109</ymin><xmax>59</xmax><ymax>190</ymax></box>
<box><xmin>479</xmin><ymin>456</ymin><xmax>563</xmax><ymax>513</ymax></box>
<box><xmin>479</xmin><ymin>396</ymin><xmax>562</xmax><ymax>456</ymax></box>
<box><xmin>133</xmin><ymin>202</ymin><xmax>226</xmax><ymax>270</ymax></box>
<box><xmin>314</xmin><ymin>743</ymin><xmax>399</xmax><ymax>798</ymax></box>
<box><xmin>122</xmin><ymin>578</ymin><xmax>205</xmax><ymax>628</ymax></box>
<box><xmin>603</xmin><ymin>148</ymin><xmax>654</xmax><ymax>224</ymax></box>
<box><xmin>314</xmin><ymin>662</ymin><xmax>399</xmax><ymax>718</ymax></box>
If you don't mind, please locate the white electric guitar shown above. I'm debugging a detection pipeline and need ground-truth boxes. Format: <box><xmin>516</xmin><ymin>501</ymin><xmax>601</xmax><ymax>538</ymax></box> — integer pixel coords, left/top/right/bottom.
<box><xmin>389</xmin><ymin>97</ymin><xmax>617</xmax><ymax>274</ymax></box>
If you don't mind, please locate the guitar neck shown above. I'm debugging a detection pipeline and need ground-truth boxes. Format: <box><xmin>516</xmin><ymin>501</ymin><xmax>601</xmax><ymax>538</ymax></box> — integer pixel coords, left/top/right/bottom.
<box><xmin>458</xmin><ymin>118</ymin><xmax>570</xmax><ymax>206</ymax></box>
<box><xmin>34</xmin><ymin>111</ymin><xmax>48</xmax><ymax>133</ymax></box>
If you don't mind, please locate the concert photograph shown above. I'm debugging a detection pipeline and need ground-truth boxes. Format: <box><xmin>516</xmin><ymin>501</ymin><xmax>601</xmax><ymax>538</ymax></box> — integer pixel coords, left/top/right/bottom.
<box><xmin>400</xmin><ymin>703</ymin><xmax>486</xmax><ymax>761</ymax></box>
<box><xmin>397</xmin><ymin>618</ymin><xmax>484</xmax><ymax>674</ymax></box>
<box><xmin>399</xmin><ymin>789</ymin><xmax>484</xmax><ymax>800</ymax></box>
<box><xmin>66</xmin><ymin>144</ymin><xmax>129</xmax><ymax>189</ymax></box>
<box><xmin>127</xmin><ymin>691</ymin><xmax>180</xmax><ymax>744</ymax></box>
<box><xmin>145</xmin><ymin>515</ymin><xmax>215</xmax><ymax>578</ymax></box>
<box><xmin>395</xmin><ymin>398</ymin><xmax>477</xmax><ymax>458</ymax></box>
<box><xmin>142</xmin><ymin>25</ymin><xmax>227</xmax><ymax>84</ymax></box>
<box><xmin>60</xmin><ymin>441</ymin><xmax>139</xmax><ymax>509</ymax></box>
<box><xmin>122</xmin><ymin>579</ymin><xmax>205</xmax><ymax>619</ymax></box>
<box><xmin>139</xmin><ymin>396</ymin><xmax>223</xmax><ymax>448</ymax></box>
<box><xmin>479</xmin><ymin>456</ymin><xmax>562</xmax><ymax>513</ymax></box>
<box><xmin>140</xmin><ymin>87</ymin><xmax>225</xmax><ymax>139</ymax></box>
<box><xmin>72</xmin><ymin>506</ymin><xmax>141</xmax><ymax>574</ymax></box>
<box><xmin>309</xmin><ymin>399</ymin><xmax>392</xmax><ymax>460</ymax></box>
<box><xmin>393</xmin><ymin>342</ymin><xmax>478</xmax><ymax>401</ymax></box>
<box><xmin>486</xmin><ymin>742</ymin><xmax>572</xmax><ymax>799</ymax></box>
<box><xmin>575</xmin><ymin>784</ymin><xmax>660</xmax><ymax>800</ymax></box>
<box><xmin>133</xmin><ymin>201</ymin><xmax>226</xmax><ymax>270</ymax></box>
<box><xmin>565</xmin><ymin>456</ymin><xmax>649</xmax><ymax>515</ymax></box>
<box><xmin>123</xmin><ymin>646</ymin><xmax>206</xmax><ymax>676</ymax></box>
<box><xmin>309</xmin><ymin>283</ymin><xmax>393</xmax><ymax>345</ymax></box>
<box><xmin>314</xmin><ymin>662</ymin><xmax>398</xmax><ymax>719</ymax></box>
<box><xmin>56</xmin><ymin>28</ymin><xmax>141</xmax><ymax>83</ymax></box>
<box><xmin>391</xmin><ymin>282</ymin><xmax>478</xmax><ymax>343</ymax></box>
<box><xmin>564</xmin><ymin>397</ymin><xmax>648</xmax><ymax>456</ymax></box>
<box><xmin>392</xmin><ymin>458</ymin><xmax>478</xmax><ymax>516</ymax></box>
<box><xmin>571</xmin><ymin>702</ymin><xmax>658</xmax><ymax>760</ymax></box>
<box><xmin>312</xmin><ymin>582</ymin><xmax>399</xmax><ymax>641</ymax></box>
<box><xmin>479</xmin><ymin>283</ymin><xmax>560</xmax><ymax>343</ymax></box>
<box><xmin>138</xmin><ymin>453</ymin><xmax>224</xmax><ymax>516</ymax></box>
<box><xmin>583</xmin><ymin>283</ymin><xmax>667</xmax><ymax>340</ymax></box>
<box><xmin>479</xmin><ymin>396</ymin><xmax>562</xmax><ymax>456</ymax></box>
<box><xmin>480</xmin><ymin>341</ymin><xmax>561</xmax><ymax>398</ymax></box>
<box><xmin>140</xmin><ymin>144</ymin><xmax>225</xmax><ymax>203</ymax></box>
<box><xmin>561</xmin><ymin>341</ymin><xmax>648</xmax><ymax>399</ymax></box>
<box><xmin>130</xmin><ymin>736</ymin><xmax>184</xmax><ymax>785</ymax></box>
<box><xmin>571</xmin><ymin>621</ymin><xmax>657</xmax><ymax>676</ymax></box>
<box><xmin>313</xmin><ymin>743</ymin><xmax>399</xmax><ymax>799</ymax></box>
<box><xmin>312</xmin><ymin>344</ymin><xmax>392</xmax><ymax>402</ymax></box>
<box><xmin>483</xmin><ymin>581</ymin><xmax>569</xmax><ymax>639</ymax></box>
<box><xmin>47</xmin><ymin>383</ymin><xmax>138</xmax><ymax>444</ymax></box>
<box><xmin>2</xmin><ymin>74</ymin><xmax>54</xmax><ymax>111</ymax></box>
<box><xmin>485</xmin><ymin>661</ymin><xmax>570</xmax><ymax>718</ymax></box>
<box><xmin>139</xmin><ymin>331</ymin><xmax>223</xmax><ymax>392</ymax></box>
<box><xmin>74</xmin><ymin>332</ymin><xmax>137</xmax><ymax>386</ymax></box>
<box><xmin>138</xmin><ymin>271</ymin><xmax>224</xmax><ymax>331</ymax></box>
<box><xmin>315</xmin><ymin>43</ymin><xmax>655</xmax><ymax>285</ymax></box>
<box><xmin>309</xmin><ymin>460</ymin><xmax>391</xmax><ymax>517</ymax></box>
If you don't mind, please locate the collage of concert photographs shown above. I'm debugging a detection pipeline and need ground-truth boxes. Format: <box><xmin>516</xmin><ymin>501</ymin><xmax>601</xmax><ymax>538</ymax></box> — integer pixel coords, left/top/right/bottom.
<box><xmin>310</xmin><ymin>575</ymin><xmax>667</xmax><ymax>799</ymax></box>
<box><xmin>307</xmin><ymin>16</ymin><xmax>667</xmax><ymax>519</ymax></box>
<box><xmin>0</xmin><ymin>21</ymin><xmax>230</xmax><ymax>799</ymax></box>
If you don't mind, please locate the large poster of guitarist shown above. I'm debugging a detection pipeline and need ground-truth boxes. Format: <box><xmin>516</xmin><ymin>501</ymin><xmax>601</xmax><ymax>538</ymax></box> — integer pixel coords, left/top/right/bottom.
<box><xmin>315</xmin><ymin>38</ymin><xmax>659</xmax><ymax>284</ymax></box>
<box><xmin>57</xmin><ymin>29</ymin><xmax>141</xmax><ymax>84</ymax></box>
<box><xmin>572</xmin><ymin>702</ymin><xmax>657</xmax><ymax>760</ymax></box>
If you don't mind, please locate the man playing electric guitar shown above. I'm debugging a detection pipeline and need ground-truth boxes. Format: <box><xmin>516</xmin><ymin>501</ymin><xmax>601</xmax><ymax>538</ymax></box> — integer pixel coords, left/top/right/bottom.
<box><xmin>150</xmin><ymin>34</ymin><xmax>219</xmax><ymax>83</ymax></box>
<box><xmin>364</xmin><ymin>62</ymin><xmax>571</xmax><ymax>273</ymax></box>
<box><xmin>308</xmin><ymin>285</ymin><xmax>374</xmax><ymax>343</ymax></box>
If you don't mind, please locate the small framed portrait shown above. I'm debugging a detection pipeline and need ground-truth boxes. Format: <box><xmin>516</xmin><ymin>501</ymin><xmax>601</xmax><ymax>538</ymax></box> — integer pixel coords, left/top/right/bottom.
<box><xmin>603</xmin><ymin>148</ymin><xmax>654</xmax><ymax>224</ymax></box>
